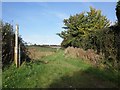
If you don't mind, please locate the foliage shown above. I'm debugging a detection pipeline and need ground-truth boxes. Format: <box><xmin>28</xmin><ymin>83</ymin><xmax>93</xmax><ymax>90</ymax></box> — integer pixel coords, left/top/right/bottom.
<box><xmin>92</xmin><ymin>26</ymin><xmax>119</xmax><ymax>70</ymax></box>
<box><xmin>58</xmin><ymin>4</ymin><xmax>120</xmax><ymax>70</ymax></box>
<box><xmin>116</xmin><ymin>0</ymin><xmax>120</xmax><ymax>23</ymax></box>
<box><xmin>115</xmin><ymin>0</ymin><xmax>120</xmax><ymax>65</ymax></box>
<box><xmin>1</xmin><ymin>22</ymin><xmax>30</xmax><ymax>68</ymax></box>
<box><xmin>57</xmin><ymin>7</ymin><xmax>110</xmax><ymax>49</ymax></box>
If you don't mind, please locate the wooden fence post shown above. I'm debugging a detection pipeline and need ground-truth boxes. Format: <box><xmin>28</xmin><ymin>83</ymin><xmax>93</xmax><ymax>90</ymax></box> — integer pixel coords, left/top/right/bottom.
<box><xmin>14</xmin><ymin>24</ymin><xmax>19</xmax><ymax>68</ymax></box>
<box><xmin>19</xmin><ymin>44</ymin><xmax>21</xmax><ymax>66</ymax></box>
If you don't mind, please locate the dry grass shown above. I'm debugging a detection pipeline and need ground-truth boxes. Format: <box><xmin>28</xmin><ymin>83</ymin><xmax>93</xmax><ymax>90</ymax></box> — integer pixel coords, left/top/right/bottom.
<box><xmin>64</xmin><ymin>47</ymin><xmax>103</xmax><ymax>66</ymax></box>
<box><xmin>28</xmin><ymin>47</ymin><xmax>55</xmax><ymax>60</ymax></box>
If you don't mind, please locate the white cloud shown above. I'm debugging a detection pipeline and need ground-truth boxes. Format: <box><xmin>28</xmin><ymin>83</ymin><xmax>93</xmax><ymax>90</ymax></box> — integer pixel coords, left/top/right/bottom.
<box><xmin>53</xmin><ymin>12</ymin><xmax>69</xmax><ymax>19</ymax></box>
<box><xmin>41</xmin><ymin>9</ymin><xmax>69</xmax><ymax>20</ymax></box>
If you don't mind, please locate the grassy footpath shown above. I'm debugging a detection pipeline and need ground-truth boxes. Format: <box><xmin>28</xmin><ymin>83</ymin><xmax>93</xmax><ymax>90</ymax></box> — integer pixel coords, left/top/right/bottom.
<box><xmin>2</xmin><ymin>48</ymin><xmax>119</xmax><ymax>88</ymax></box>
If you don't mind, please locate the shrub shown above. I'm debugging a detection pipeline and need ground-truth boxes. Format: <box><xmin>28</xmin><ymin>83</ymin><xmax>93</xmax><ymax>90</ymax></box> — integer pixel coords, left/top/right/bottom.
<box><xmin>1</xmin><ymin>22</ymin><xmax>30</xmax><ymax>68</ymax></box>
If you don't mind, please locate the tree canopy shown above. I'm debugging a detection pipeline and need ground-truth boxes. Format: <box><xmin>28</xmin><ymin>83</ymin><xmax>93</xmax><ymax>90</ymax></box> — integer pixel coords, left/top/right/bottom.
<box><xmin>57</xmin><ymin>7</ymin><xmax>110</xmax><ymax>48</ymax></box>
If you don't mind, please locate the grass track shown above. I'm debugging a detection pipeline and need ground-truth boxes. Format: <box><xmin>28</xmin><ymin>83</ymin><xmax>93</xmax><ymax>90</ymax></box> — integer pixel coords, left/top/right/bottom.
<box><xmin>2</xmin><ymin>48</ymin><xmax>119</xmax><ymax>88</ymax></box>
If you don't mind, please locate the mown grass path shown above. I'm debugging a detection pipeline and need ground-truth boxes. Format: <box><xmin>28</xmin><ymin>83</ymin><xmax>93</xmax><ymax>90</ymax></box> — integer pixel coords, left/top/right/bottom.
<box><xmin>2</xmin><ymin>49</ymin><xmax>118</xmax><ymax>88</ymax></box>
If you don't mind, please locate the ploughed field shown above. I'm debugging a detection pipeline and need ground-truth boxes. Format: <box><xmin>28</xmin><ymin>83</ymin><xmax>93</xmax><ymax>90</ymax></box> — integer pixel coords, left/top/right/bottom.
<box><xmin>2</xmin><ymin>46</ymin><xmax>119</xmax><ymax>88</ymax></box>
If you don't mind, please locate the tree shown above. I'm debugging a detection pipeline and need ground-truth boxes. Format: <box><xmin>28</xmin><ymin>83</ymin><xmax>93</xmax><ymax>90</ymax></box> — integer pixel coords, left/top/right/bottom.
<box><xmin>115</xmin><ymin>0</ymin><xmax>120</xmax><ymax>68</ymax></box>
<box><xmin>1</xmin><ymin>22</ymin><xmax>30</xmax><ymax>68</ymax></box>
<box><xmin>57</xmin><ymin>6</ymin><xmax>110</xmax><ymax>49</ymax></box>
<box><xmin>57</xmin><ymin>3</ymin><xmax>119</xmax><ymax>70</ymax></box>
<box><xmin>116</xmin><ymin>0</ymin><xmax>120</xmax><ymax>23</ymax></box>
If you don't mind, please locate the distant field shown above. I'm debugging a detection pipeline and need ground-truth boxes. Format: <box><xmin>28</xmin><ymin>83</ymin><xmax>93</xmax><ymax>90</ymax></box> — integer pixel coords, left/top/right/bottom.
<box><xmin>27</xmin><ymin>46</ymin><xmax>58</xmax><ymax>60</ymax></box>
<box><xmin>2</xmin><ymin>47</ymin><xmax>119</xmax><ymax>88</ymax></box>
<box><xmin>27</xmin><ymin>46</ymin><xmax>58</xmax><ymax>52</ymax></box>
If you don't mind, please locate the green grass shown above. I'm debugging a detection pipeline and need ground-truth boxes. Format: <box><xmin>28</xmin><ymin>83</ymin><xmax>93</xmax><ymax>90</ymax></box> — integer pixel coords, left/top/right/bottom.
<box><xmin>2</xmin><ymin>49</ymin><xmax>119</xmax><ymax>88</ymax></box>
